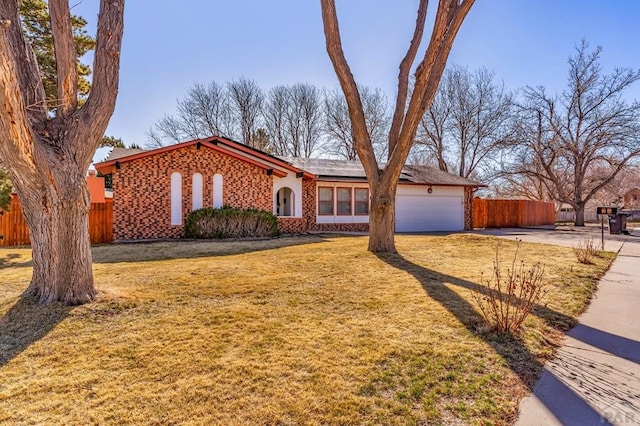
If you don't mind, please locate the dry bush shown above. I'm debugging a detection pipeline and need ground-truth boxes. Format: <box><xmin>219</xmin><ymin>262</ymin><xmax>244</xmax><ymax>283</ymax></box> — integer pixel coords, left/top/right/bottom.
<box><xmin>473</xmin><ymin>240</ymin><xmax>548</xmax><ymax>335</ymax></box>
<box><xmin>185</xmin><ymin>206</ymin><xmax>279</xmax><ymax>239</ymax></box>
<box><xmin>572</xmin><ymin>237</ymin><xmax>601</xmax><ymax>264</ymax></box>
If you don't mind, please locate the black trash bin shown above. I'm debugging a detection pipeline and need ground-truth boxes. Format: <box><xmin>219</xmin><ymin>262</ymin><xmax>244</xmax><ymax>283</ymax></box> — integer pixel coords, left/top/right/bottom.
<box><xmin>608</xmin><ymin>213</ymin><xmax>629</xmax><ymax>235</ymax></box>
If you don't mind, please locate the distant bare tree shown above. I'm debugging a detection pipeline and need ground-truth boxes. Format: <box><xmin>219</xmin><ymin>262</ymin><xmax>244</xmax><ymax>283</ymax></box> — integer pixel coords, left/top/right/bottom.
<box><xmin>228</xmin><ymin>77</ymin><xmax>265</xmax><ymax>147</ymax></box>
<box><xmin>412</xmin><ymin>78</ymin><xmax>450</xmax><ymax>171</ymax></box>
<box><xmin>493</xmin><ymin>170</ymin><xmax>558</xmax><ymax>202</ymax></box>
<box><xmin>414</xmin><ymin>66</ymin><xmax>514</xmax><ymax>179</ymax></box>
<box><xmin>264</xmin><ymin>83</ymin><xmax>323</xmax><ymax>157</ymax></box>
<box><xmin>324</xmin><ymin>86</ymin><xmax>390</xmax><ymax>161</ymax></box>
<box><xmin>263</xmin><ymin>86</ymin><xmax>289</xmax><ymax>155</ymax></box>
<box><xmin>506</xmin><ymin>41</ymin><xmax>640</xmax><ymax>226</ymax></box>
<box><xmin>289</xmin><ymin>83</ymin><xmax>323</xmax><ymax>157</ymax></box>
<box><xmin>146</xmin><ymin>81</ymin><xmax>234</xmax><ymax>148</ymax></box>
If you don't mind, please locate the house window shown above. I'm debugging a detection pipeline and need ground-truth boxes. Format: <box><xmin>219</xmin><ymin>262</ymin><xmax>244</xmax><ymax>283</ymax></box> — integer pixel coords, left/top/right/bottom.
<box><xmin>337</xmin><ymin>187</ymin><xmax>352</xmax><ymax>215</ymax></box>
<box><xmin>355</xmin><ymin>188</ymin><xmax>369</xmax><ymax>215</ymax></box>
<box><xmin>192</xmin><ymin>173</ymin><xmax>203</xmax><ymax>210</ymax></box>
<box><xmin>213</xmin><ymin>174</ymin><xmax>223</xmax><ymax>208</ymax></box>
<box><xmin>170</xmin><ymin>172</ymin><xmax>182</xmax><ymax>225</ymax></box>
<box><xmin>318</xmin><ymin>187</ymin><xmax>334</xmax><ymax>215</ymax></box>
<box><xmin>276</xmin><ymin>187</ymin><xmax>294</xmax><ymax>217</ymax></box>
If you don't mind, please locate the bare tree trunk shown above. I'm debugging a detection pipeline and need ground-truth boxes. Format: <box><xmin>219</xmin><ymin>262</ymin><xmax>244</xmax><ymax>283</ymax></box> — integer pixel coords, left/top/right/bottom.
<box><xmin>21</xmin><ymin>180</ymin><xmax>94</xmax><ymax>304</ymax></box>
<box><xmin>574</xmin><ymin>205</ymin><xmax>585</xmax><ymax>227</ymax></box>
<box><xmin>368</xmin><ymin>182</ymin><xmax>397</xmax><ymax>252</ymax></box>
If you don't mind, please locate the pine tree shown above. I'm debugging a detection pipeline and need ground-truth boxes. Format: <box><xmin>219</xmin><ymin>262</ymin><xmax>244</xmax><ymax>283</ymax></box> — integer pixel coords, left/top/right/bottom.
<box><xmin>18</xmin><ymin>0</ymin><xmax>95</xmax><ymax>104</ymax></box>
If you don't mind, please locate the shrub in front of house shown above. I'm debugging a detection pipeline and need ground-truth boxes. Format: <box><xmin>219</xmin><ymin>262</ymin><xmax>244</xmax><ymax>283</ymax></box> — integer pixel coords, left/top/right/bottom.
<box><xmin>184</xmin><ymin>206</ymin><xmax>279</xmax><ymax>239</ymax></box>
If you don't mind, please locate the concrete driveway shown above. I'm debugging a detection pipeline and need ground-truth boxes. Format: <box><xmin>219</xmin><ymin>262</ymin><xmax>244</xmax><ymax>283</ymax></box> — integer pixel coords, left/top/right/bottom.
<box><xmin>474</xmin><ymin>224</ymin><xmax>638</xmax><ymax>253</ymax></box>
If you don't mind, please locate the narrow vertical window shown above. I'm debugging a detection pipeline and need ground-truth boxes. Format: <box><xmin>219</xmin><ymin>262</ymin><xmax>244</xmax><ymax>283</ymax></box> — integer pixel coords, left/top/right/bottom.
<box><xmin>355</xmin><ymin>188</ymin><xmax>369</xmax><ymax>215</ymax></box>
<box><xmin>337</xmin><ymin>188</ymin><xmax>352</xmax><ymax>215</ymax></box>
<box><xmin>170</xmin><ymin>172</ymin><xmax>182</xmax><ymax>225</ymax></box>
<box><xmin>213</xmin><ymin>174</ymin><xmax>223</xmax><ymax>208</ymax></box>
<box><xmin>318</xmin><ymin>187</ymin><xmax>334</xmax><ymax>215</ymax></box>
<box><xmin>192</xmin><ymin>173</ymin><xmax>203</xmax><ymax>210</ymax></box>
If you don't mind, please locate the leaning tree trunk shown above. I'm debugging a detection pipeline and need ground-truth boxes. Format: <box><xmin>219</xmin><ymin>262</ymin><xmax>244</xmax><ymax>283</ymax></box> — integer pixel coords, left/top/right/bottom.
<box><xmin>17</xmin><ymin>157</ymin><xmax>95</xmax><ymax>304</ymax></box>
<box><xmin>368</xmin><ymin>182</ymin><xmax>397</xmax><ymax>253</ymax></box>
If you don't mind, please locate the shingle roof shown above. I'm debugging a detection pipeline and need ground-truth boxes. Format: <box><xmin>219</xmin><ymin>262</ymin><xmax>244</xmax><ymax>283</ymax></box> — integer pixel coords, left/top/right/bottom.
<box><xmin>105</xmin><ymin>147</ymin><xmax>146</xmax><ymax>161</ymax></box>
<box><xmin>279</xmin><ymin>157</ymin><xmax>484</xmax><ymax>187</ymax></box>
<box><xmin>401</xmin><ymin>164</ymin><xmax>484</xmax><ymax>186</ymax></box>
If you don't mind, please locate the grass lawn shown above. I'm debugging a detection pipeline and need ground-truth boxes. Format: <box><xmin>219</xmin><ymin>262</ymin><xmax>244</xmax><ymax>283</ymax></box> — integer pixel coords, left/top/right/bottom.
<box><xmin>0</xmin><ymin>234</ymin><xmax>613</xmax><ymax>424</ymax></box>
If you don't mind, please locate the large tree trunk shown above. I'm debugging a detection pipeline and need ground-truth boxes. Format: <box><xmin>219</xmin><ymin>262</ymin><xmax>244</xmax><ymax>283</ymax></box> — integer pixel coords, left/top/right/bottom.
<box><xmin>22</xmin><ymin>188</ymin><xmax>94</xmax><ymax>304</ymax></box>
<box><xmin>16</xmin><ymin>151</ymin><xmax>95</xmax><ymax>304</ymax></box>
<box><xmin>574</xmin><ymin>205</ymin><xmax>585</xmax><ymax>227</ymax></box>
<box><xmin>368</xmin><ymin>183</ymin><xmax>397</xmax><ymax>252</ymax></box>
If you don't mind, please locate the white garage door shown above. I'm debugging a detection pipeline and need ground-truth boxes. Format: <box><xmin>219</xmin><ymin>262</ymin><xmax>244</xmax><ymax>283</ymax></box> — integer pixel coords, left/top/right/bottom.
<box><xmin>395</xmin><ymin>195</ymin><xmax>463</xmax><ymax>232</ymax></box>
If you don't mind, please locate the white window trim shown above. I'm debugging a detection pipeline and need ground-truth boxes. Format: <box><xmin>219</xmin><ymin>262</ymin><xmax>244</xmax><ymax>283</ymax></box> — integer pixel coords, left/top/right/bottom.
<box><xmin>170</xmin><ymin>172</ymin><xmax>182</xmax><ymax>225</ymax></box>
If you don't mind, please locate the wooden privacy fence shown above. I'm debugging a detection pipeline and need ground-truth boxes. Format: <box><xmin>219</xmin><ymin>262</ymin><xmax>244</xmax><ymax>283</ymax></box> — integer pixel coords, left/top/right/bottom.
<box><xmin>0</xmin><ymin>194</ymin><xmax>113</xmax><ymax>247</ymax></box>
<box><xmin>473</xmin><ymin>198</ymin><xmax>555</xmax><ymax>228</ymax></box>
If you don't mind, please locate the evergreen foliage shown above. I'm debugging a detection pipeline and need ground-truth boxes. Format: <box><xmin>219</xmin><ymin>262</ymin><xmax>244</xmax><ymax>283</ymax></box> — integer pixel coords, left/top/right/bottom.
<box><xmin>18</xmin><ymin>0</ymin><xmax>95</xmax><ymax>104</ymax></box>
<box><xmin>0</xmin><ymin>167</ymin><xmax>12</xmax><ymax>211</ymax></box>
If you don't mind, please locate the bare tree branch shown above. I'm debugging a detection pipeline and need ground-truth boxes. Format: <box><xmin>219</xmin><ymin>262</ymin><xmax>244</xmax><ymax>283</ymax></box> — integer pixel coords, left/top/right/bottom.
<box><xmin>77</xmin><ymin>0</ymin><xmax>124</xmax><ymax>166</ymax></box>
<box><xmin>49</xmin><ymin>0</ymin><xmax>78</xmax><ymax>115</ymax></box>
<box><xmin>324</xmin><ymin>86</ymin><xmax>390</xmax><ymax>161</ymax></box>
<box><xmin>388</xmin><ymin>0</ymin><xmax>428</xmax><ymax>156</ymax></box>
<box><xmin>320</xmin><ymin>0</ymin><xmax>376</xmax><ymax>185</ymax></box>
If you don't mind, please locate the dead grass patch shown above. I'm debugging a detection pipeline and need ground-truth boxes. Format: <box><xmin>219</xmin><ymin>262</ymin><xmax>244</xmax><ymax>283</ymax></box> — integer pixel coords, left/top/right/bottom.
<box><xmin>0</xmin><ymin>234</ymin><xmax>613</xmax><ymax>424</ymax></box>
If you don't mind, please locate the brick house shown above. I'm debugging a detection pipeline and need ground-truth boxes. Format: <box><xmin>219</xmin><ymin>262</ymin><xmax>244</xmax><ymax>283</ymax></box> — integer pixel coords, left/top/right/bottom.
<box><xmin>94</xmin><ymin>136</ymin><xmax>483</xmax><ymax>240</ymax></box>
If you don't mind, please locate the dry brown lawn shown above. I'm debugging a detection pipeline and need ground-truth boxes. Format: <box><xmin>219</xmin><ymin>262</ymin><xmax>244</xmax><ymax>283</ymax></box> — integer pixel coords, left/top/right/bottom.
<box><xmin>0</xmin><ymin>234</ymin><xmax>613</xmax><ymax>425</ymax></box>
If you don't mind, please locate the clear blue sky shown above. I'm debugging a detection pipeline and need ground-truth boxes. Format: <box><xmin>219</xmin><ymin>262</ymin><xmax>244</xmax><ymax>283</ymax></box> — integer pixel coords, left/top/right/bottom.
<box><xmin>73</xmin><ymin>1</ymin><xmax>640</xmax><ymax>148</ymax></box>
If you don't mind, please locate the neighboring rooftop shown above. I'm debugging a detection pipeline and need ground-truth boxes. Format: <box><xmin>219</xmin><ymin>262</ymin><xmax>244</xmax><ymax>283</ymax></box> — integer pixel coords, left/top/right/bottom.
<box><xmin>281</xmin><ymin>157</ymin><xmax>484</xmax><ymax>187</ymax></box>
<box><xmin>105</xmin><ymin>147</ymin><xmax>147</xmax><ymax>161</ymax></box>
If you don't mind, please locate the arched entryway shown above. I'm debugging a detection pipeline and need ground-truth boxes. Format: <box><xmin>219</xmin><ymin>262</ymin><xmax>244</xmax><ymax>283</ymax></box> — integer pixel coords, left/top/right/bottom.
<box><xmin>276</xmin><ymin>187</ymin><xmax>294</xmax><ymax>217</ymax></box>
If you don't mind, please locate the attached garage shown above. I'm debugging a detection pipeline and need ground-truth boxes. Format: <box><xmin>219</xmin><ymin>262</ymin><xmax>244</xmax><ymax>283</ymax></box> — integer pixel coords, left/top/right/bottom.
<box><xmin>395</xmin><ymin>185</ymin><xmax>464</xmax><ymax>232</ymax></box>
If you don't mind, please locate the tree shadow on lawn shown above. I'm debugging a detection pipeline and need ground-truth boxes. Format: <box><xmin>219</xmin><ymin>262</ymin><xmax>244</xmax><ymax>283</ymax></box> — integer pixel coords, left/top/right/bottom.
<box><xmin>377</xmin><ymin>252</ymin><xmax>611</xmax><ymax>421</ymax></box>
<box><xmin>90</xmin><ymin>234</ymin><xmax>329</xmax><ymax>264</ymax></box>
<box><xmin>0</xmin><ymin>252</ymin><xmax>33</xmax><ymax>269</ymax></box>
<box><xmin>0</xmin><ymin>296</ymin><xmax>72</xmax><ymax>367</ymax></box>
<box><xmin>376</xmin><ymin>252</ymin><xmax>582</xmax><ymax>389</ymax></box>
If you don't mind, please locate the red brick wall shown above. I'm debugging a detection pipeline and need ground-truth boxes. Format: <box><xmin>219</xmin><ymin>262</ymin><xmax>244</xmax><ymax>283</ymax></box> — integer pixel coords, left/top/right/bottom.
<box><xmin>277</xmin><ymin>217</ymin><xmax>307</xmax><ymax>234</ymax></box>
<box><xmin>302</xmin><ymin>178</ymin><xmax>315</xmax><ymax>228</ymax></box>
<box><xmin>112</xmin><ymin>145</ymin><xmax>273</xmax><ymax>240</ymax></box>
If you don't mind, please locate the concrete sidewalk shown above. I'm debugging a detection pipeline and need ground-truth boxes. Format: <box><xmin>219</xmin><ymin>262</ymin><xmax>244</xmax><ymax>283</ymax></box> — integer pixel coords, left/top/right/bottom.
<box><xmin>515</xmin><ymin>232</ymin><xmax>640</xmax><ymax>426</ymax></box>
